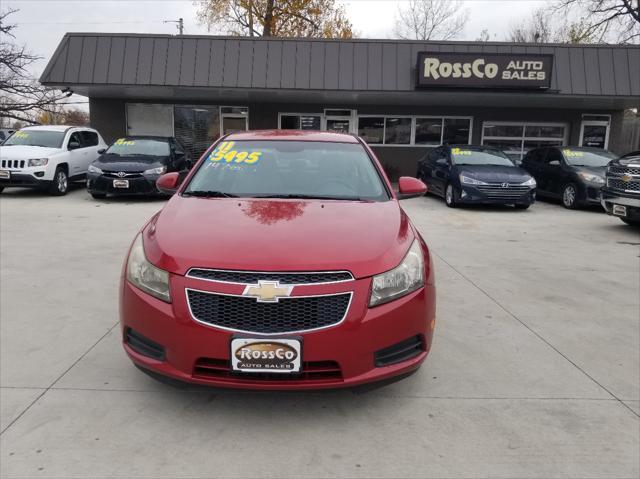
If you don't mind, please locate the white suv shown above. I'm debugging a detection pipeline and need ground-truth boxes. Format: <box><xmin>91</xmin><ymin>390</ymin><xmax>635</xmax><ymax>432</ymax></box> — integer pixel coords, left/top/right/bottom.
<box><xmin>0</xmin><ymin>125</ymin><xmax>107</xmax><ymax>195</ymax></box>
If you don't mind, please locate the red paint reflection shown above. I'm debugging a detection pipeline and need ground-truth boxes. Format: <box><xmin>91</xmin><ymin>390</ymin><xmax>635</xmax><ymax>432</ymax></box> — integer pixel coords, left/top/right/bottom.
<box><xmin>242</xmin><ymin>200</ymin><xmax>307</xmax><ymax>225</ymax></box>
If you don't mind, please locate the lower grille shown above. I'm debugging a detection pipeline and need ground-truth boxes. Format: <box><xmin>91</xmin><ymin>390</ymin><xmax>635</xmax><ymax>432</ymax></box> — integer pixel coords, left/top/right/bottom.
<box><xmin>125</xmin><ymin>328</ymin><xmax>165</xmax><ymax>361</ymax></box>
<box><xmin>194</xmin><ymin>358</ymin><xmax>342</xmax><ymax>382</ymax></box>
<box><xmin>1</xmin><ymin>159</ymin><xmax>25</xmax><ymax>169</ymax></box>
<box><xmin>475</xmin><ymin>184</ymin><xmax>531</xmax><ymax>200</ymax></box>
<box><xmin>187</xmin><ymin>289</ymin><xmax>351</xmax><ymax>334</ymax></box>
<box><xmin>607</xmin><ymin>177</ymin><xmax>640</xmax><ymax>193</ymax></box>
<box><xmin>375</xmin><ymin>335</ymin><xmax>424</xmax><ymax>367</ymax></box>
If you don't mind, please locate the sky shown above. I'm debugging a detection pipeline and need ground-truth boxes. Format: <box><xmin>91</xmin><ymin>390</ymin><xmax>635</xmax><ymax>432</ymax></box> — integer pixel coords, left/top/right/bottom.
<box><xmin>4</xmin><ymin>0</ymin><xmax>548</xmax><ymax>77</ymax></box>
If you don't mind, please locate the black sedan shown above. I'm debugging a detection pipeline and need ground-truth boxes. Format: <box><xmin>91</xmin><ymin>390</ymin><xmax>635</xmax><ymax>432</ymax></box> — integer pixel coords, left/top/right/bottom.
<box><xmin>417</xmin><ymin>145</ymin><xmax>536</xmax><ymax>209</ymax></box>
<box><xmin>87</xmin><ymin>136</ymin><xmax>191</xmax><ymax>199</ymax></box>
<box><xmin>521</xmin><ymin>146</ymin><xmax>617</xmax><ymax>209</ymax></box>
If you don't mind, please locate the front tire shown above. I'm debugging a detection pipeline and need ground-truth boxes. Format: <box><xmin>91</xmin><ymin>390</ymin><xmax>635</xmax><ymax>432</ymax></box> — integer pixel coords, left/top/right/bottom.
<box><xmin>49</xmin><ymin>167</ymin><xmax>69</xmax><ymax>196</ymax></box>
<box><xmin>515</xmin><ymin>204</ymin><xmax>530</xmax><ymax>210</ymax></box>
<box><xmin>561</xmin><ymin>183</ymin><xmax>579</xmax><ymax>209</ymax></box>
<box><xmin>621</xmin><ymin>218</ymin><xmax>640</xmax><ymax>226</ymax></box>
<box><xmin>90</xmin><ymin>192</ymin><xmax>106</xmax><ymax>199</ymax></box>
<box><xmin>444</xmin><ymin>183</ymin><xmax>457</xmax><ymax>208</ymax></box>
<box><xmin>0</xmin><ymin>186</ymin><xmax>4</xmax><ymax>194</ymax></box>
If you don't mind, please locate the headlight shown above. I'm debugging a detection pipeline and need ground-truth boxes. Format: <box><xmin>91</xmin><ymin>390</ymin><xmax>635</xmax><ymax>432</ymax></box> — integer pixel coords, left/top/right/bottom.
<box><xmin>459</xmin><ymin>174</ymin><xmax>487</xmax><ymax>185</ymax></box>
<box><xmin>28</xmin><ymin>158</ymin><xmax>48</xmax><ymax>167</ymax></box>
<box><xmin>369</xmin><ymin>240</ymin><xmax>424</xmax><ymax>307</ymax></box>
<box><xmin>521</xmin><ymin>177</ymin><xmax>536</xmax><ymax>187</ymax></box>
<box><xmin>578</xmin><ymin>172</ymin><xmax>605</xmax><ymax>184</ymax></box>
<box><xmin>88</xmin><ymin>164</ymin><xmax>102</xmax><ymax>174</ymax></box>
<box><xmin>144</xmin><ymin>165</ymin><xmax>167</xmax><ymax>175</ymax></box>
<box><xmin>126</xmin><ymin>233</ymin><xmax>171</xmax><ymax>302</ymax></box>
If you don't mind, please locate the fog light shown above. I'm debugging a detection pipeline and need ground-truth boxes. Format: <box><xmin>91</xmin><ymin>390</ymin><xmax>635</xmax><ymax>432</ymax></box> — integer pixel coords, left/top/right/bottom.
<box><xmin>34</xmin><ymin>171</ymin><xmax>45</xmax><ymax>177</ymax></box>
<box><xmin>460</xmin><ymin>190</ymin><xmax>468</xmax><ymax>198</ymax></box>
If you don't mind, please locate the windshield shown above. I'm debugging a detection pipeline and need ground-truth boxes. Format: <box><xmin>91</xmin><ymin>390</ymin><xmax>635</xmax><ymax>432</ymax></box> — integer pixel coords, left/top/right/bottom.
<box><xmin>450</xmin><ymin>147</ymin><xmax>515</xmax><ymax>166</ymax></box>
<box><xmin>3</xmin><ymin>130</ymin><xmax>64</xmax><ymax>148</ymax></box>
<box><xmin>184</xmin><ymin>140</ymin><xmax>389</xmax><ymax>201</ymax></box>
<box><xmin>106</xmin><ymin>138</ymin><xmax>170</xmax><ymax>157</ymax></box>
<box><xmin>562</xmin><ymin>148</ymin><xmax>617</xmax><ymax>167</ymax></box>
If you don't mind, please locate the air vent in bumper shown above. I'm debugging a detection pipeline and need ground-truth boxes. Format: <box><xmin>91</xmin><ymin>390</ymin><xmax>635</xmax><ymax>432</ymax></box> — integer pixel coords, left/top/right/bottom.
<box><xmin>375</xmin><ymin>335</ymin><xmax>424</xmax><ymax>367</ymax></box>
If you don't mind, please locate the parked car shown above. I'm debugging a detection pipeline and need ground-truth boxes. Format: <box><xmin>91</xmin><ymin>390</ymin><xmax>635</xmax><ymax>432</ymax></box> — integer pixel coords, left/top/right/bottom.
<box><xmin>120</xmin><ymin>130</ymin><xmax>435</xmax><ymax>390</ymax></box>
<box><xmin>86</xmin><ymin>136</ymin><xmax>192</xmax><ymax>199</ymax></box>
<box><xmin>0</xmin><ymin>125</ymin><xmax>107</xmax><ymax>195</ymax></box>
<box><xmin>0</xmin><ymin>129</ymin><xmax>15</xmax><ymax>144</ymax></box>
<box><xmin>521</xmin><ymin>146</ymin><xmax>617</xmax><ymax>209</ymax></box>
<box><xmin>417</xmin><ymin>144</ymin><xmax>536</xmax><ymax>209</ymax></box>
<box><xmin>601</xmin><ymin>150</ymin><xmax>640</xmax><ymax>226</ymax></box>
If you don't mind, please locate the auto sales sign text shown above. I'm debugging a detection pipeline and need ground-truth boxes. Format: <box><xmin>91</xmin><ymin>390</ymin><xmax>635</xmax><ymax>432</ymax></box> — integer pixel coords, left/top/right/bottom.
<box><xmin>416</xmin><ymin>52</ymin><xmax>553</xmax><ymax>89</ymax></box>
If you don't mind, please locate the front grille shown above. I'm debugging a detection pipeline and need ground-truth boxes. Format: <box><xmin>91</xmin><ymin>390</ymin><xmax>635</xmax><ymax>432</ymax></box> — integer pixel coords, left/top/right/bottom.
<box><xmin>475</xmin><ymin>184</ymin><xmax>531</xmax><ymax>200</ymax></box>
<box><xmin>607</xmin><ymin>178</ymin><xmax>640</xmax><ymax>193</ymax></box>
<box><xmin>187</xmin><ymin>289</ymin><xmax>351</xmax><ymax>334</ymax></box>
<box><xmin>102</xmin><ymin>170</ymin><xmax>144</xmax><ymax>178</ymax></box>
<box><xmin>193</xmin><ymin>358</ymin><xmax>342</xmax><ymax>382</ymax></box>
<box><xmin>125</xmin><ymin>328</ymin><xmax>165</xmax><ymax>361</ymax></box>
<box><xmin>609</xmin><ymin>165</ymin><xmax>640</xmax><ymax>176</ymax></box>
<box><xmin>1</xmin><ymin>159</ymin><xmax>25</xmax><ymax>169</ymax></box>
<box><xmin>375</xmin><ymin>335</ymin><xmax>424</xmax><ymax>367</ymax></box>
<box><xmin>187</xmin><ymin>269</ymin><xmax>354</xmax><ymax>284</ymax></box>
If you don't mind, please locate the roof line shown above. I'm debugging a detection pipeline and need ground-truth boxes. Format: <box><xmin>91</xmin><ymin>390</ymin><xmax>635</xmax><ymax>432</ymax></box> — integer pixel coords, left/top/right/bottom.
<box><xmin>55</xmin><ymin>32</ymin><xmax>640</xmax><ymax>50</ymax></box>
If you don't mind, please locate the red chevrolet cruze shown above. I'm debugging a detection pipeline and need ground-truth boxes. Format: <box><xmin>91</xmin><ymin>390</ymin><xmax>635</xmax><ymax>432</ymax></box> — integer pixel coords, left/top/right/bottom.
<box><xmin>120</xmin><ymin>130</ymin><xmax>435</xmax><ymax>390</ymax></box>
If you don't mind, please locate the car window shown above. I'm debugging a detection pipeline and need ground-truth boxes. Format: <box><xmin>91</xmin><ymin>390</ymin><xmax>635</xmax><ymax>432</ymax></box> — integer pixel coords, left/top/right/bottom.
<box><xmin>525</xmin><ymin>148</ymin><xmax>546</xmax><ymax>164</ymax></box>
<box><xmin>184</xmin><ymin>140</ymin><xmax>389</xmax><ymax>201</ymax></box>
<box><xmin>561</xmin><ymin>148</ymin><xmax>617</xmax><ymax>167</ymax></box>
<box><xmin>106</xmin><ymin>138</ymin><xmax>170</xmax><ymax>157</ymax></box>
<box><xmin>68</xmin><ymin>132</ymin><xmax>84</xmax><ymax>149</ymax></box>
<box><xmin>450</xmin><ymin>147</ymin><xmax>514</xmax><ymax>166</ymax></box>
<box><xmin>544</xmin><ymin>149</ymin><xmax>563</xmax><ymax>166</ymax></box>
<box><xmin>2</xmin><ymin>129</ymin><xmax>65</xmax><ymax>148</ymax></box>
<box><xmin>80</xmin><ymin>131</ymin><xmax>98</xmax><ymax>147</ymax></box>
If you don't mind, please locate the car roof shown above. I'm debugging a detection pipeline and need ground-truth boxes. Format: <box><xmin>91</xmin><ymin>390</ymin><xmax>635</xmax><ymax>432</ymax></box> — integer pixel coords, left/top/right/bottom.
<box><xmin>22</xmin><ymin>125</ymin><xmax>95</xmax><ymax>132</ymax></box>
<box><xmin>224</xmin><ymin>129</ymin><xmax>359</xmax><ymax>143</ymax></box>
<box><xmin>119</xmin><ymin>135</ymin><xmax>170</xmax><ymax>141</ymax></box>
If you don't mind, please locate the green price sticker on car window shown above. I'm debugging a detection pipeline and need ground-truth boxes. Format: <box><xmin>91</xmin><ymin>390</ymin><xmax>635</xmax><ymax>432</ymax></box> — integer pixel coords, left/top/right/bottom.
<box><xmin>563</xmin><ymin>149</ymin><xmax>584</xmax><ymax>157</ymax></box>
<box><xmin>13</xmin><ymin>131</ymin><xmax>29</xmax><ymax>139</ymax></box>
<box><xmin>115</xmin><ymin>138</ymin><xmax>135</xmax><ymax>146</ymax></box>
<box><xmin>451</xmin><ymin>147</ymin><xmax>472</xmax><ymax>156</ymax></box>
<box><xmin>209</xmin><ymin>141</ymin><xmax>262</xmax><ymax>164</ymax></box>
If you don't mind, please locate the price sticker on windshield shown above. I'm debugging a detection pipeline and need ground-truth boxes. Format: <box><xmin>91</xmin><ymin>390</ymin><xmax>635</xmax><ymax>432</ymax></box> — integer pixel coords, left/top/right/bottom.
<box><xmin>13</xmin><ymin>131</ymin><xmax>28</xmax><ymax>139</ymax></box>
<box><xmin>209</xmin><ymin>141</ymin><xmax>262</xmax><ymax>164</ymax></box>
<box><xmin>563</xmin><ymin>149</ymin><xmax>584</xmax><ymax>157</ymax></box>
<box><xmin>451</xmin><ymin>148</ymin><xmax>472</xmax><ymax>156</ymax></box>
<box><xmin>115</xmin><ymin>138</ymin><xmax>135</xmax><ymax>146</ymax></box>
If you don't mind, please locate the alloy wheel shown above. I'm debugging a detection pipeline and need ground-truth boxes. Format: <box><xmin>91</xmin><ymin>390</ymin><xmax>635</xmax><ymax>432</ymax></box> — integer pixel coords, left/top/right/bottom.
<box><xmin>562</xmin><ymin>184</ymin><xmax>576</xmax><ymax>208</ymax></box>
<box><xmin>57</xmin><ymin>171</ymin><xmax>68</xmax><ymax>193</ymax></box>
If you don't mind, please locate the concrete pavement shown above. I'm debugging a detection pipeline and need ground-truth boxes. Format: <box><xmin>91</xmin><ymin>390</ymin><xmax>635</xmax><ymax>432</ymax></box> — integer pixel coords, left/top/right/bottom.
<box><xmin>1</xmin><ymin>187</ymin><xmax>638</xmax><ymax>478</ymax></box>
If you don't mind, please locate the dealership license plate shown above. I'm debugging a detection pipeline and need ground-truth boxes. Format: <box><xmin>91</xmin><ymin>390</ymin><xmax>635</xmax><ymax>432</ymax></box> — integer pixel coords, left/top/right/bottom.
<box><xmin>0</xmin><ymin>170</ymin><xmax>10</xmax><ymax>179</ymax></box>
<box><xmin>612</xmin><ymin>204</ymin><xmax>627</xmax><ymax>217</ymax></box>
<box><xmin>113</xmin><ymin>179</ymin><xmax>129</xmax><ymax>189</ymax></box>
<box><xmin>230</xmin><ymin>337</ymin><xmax>302</xmax><ymax>374</ymax></box>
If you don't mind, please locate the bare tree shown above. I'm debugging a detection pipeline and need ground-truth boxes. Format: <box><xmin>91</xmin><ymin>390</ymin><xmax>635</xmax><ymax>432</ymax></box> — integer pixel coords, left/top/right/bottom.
<box><xmin>507</xmin><ymin>6</ymin><xmax>608</xmax><ymax>43</ymax></box>
<box><xmin>0</xmin><ymin>9</ymin><xmax>67</xmax><ymax>124</ymax></box>
<box><xmin>394</xmin><ymin>0</ymin><xmax>469</xmax><ymax>41</ymax></box>
<box><xmin>555</xmin><ymin>0</ymin><xmax>640</xmax><ymax>43</ymax></box>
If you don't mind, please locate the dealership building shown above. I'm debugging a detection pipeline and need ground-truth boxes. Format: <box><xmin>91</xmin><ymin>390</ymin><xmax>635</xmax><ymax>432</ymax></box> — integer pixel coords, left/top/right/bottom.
<box><xmin>40</xmin><ymin>33</ymin><xmax>640</xmax><ymax>177</ymax></box>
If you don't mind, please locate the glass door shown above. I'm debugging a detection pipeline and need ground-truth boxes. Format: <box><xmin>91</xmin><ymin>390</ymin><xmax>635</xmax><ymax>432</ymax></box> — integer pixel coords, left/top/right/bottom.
<box><xmin>323</xmin><ymin>109</ymin><xmax>356</xmax><ymax>134</ymax></box>
<box><xmin>580</xmin><ymin>121</ymin><xmax>610</xmax><ymax>149</ymax></box>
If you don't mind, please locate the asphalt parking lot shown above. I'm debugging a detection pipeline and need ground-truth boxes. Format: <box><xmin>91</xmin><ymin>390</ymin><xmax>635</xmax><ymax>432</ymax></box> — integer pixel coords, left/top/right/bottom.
<box><xmin>1</xmin><ymin>187</ymin><xmax>638</xmax><ymax>479</ymax></box>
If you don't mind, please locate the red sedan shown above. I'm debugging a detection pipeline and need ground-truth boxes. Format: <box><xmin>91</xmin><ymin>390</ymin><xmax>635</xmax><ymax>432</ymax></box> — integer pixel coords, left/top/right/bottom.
<box><xmin>121</xmin><ymin>130</ymin><xmax>436</xmax><ymax>390</ymax></box>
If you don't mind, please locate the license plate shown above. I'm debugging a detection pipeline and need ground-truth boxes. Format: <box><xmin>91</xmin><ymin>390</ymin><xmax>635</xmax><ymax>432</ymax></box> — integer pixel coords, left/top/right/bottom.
<box><xmin>230</xmin><ymin>337</ymin><xmax>302</xmax><ymax>374</ymax></box>
<box><xmin>113</xmin><ymin>179</ymin><xmax>129</xmax><ymax>189</ymax></box>
<box><xmin>0</xmin><ymin>170</ymin><xmax>10</xmax><ymax>179</ymax></box>
<box><xmin>612</xmin><ymin>204</ymin><xmax>627</xmax><ymax>217</ymax></box>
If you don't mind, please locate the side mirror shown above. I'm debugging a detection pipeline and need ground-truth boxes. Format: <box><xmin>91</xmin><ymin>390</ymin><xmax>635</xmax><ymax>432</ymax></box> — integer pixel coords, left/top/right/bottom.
<box><xmin>156</xmin><ymin>172</ymin><xmax>181</xmax><ymax>195</ymax></box>
<box><xmin>97</xmin><ymin>148</ymin><xmax>106</xmax><ymax>154</ymax></box>
<box><xmin>397</xmin><ymin>176</ymin><xmax>427</xmax><ymax>200</ymax></box>
<box><xmin>68</xmin><ymin>141</ymin><xmax>81</xmax><ymax>150</ymax></box>
<box><xmin>435</xmin><ymin>158</ymin><xmax>449</xmax><ymax>166</ymax></box>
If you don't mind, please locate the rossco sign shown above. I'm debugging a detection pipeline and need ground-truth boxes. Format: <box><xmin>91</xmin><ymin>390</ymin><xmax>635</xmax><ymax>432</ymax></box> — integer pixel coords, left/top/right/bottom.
<box><xmin>416</xmin><ymin>52</ymin><xmax>553</xmax><ymax>89</ymax></box>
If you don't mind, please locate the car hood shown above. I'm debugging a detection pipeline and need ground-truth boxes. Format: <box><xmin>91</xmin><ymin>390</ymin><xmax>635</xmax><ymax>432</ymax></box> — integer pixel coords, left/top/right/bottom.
<box><xmin>95</xmin><ymin>154</ymin><xmax>167</xmax><ymax>172</ymax></box>
<box><xmin>456</xmin><ymin>165</ymin><xmax>532</xmax><ymax>183</ymax></box>
<box><xmin>143</xmin><ymin>197</ymin><xmax>414</xmax><ymax>278</ymax></box>
<box><xmin>573</xmin><ymin>165</ymin><xmax>606</xmax><ymax>176</ymax></box>
<box><xmin>0</xmin><ymin>145</ymin><xmax>61</xmax><ymax>160</ymax></box>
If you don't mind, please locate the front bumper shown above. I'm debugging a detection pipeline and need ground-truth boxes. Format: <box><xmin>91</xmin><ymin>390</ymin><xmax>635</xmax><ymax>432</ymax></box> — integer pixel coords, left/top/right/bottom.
<box><xmin>0</xmin><ymin>172</ymin><xmax>50</xmax><ymax>190</ymax></box>
<box><xmin>601</xmin><ymin>188</ymin><xmax>640</xmax><ymax>221</ymax></box>
<box><xmin>120</xmin><ymin>273</ymin><xmax>435</xmax><ymax>390</ymax></box>
<box><xmin>458</xmin><ymin>185</ymin><xmax>535</xmax><ymax>205</ymax></box>
<box><xmin>87</xmin><ymin>173</ymin><xmax>162</xmax><ymax>196</ymax></box>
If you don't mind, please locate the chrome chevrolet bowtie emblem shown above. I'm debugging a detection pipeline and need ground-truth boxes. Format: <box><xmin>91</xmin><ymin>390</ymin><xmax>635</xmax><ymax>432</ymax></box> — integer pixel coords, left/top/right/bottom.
<box><xmin>501</xmin><ymin>182</ymin><xmax>509</xmax><ymax>188</ymax></box>
<box><xmin>621</xmin><ymin>174</ymin><xmax>631</xmax><ymax>183</ymax></box>
<box><xmin>116</xmin><ymin>171</ymin><xmax>127</xmax><ymax>178</ymax></box>
<box><xmin>242</xmin><ymin>280</ymin><xmax>293</xmax><ymax>303</ymax></box>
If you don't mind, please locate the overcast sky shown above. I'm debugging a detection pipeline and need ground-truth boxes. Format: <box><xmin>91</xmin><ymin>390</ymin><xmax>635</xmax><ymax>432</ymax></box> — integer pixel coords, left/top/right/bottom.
<box><xmin>5</xmin><ymin>0</ymin><xmax>548</xmax><ymax>77</ymax></box>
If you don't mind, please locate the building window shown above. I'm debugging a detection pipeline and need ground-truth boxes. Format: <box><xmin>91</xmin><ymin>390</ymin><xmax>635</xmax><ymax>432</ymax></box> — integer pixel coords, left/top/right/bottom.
<box><xmin>482</xmin><ymin>122</ymin><xmax>567</xmax><ymax>162</ymax></box>
<box><xmin>358</xmin><ymin>117</ymin><xmax>384</xmax><ymax>144</ymax></box>
<box><xmin>221</xmin><ymin>106</ymin><xmax>248</xmax><ymax>135</ymax></box>
<box><xmin>279</xmin><ymin>113</ymin><xmax>322</xmax><ymax>131</ymax></box>
<box><xmin>384</xmin><ymin>117</ymin><xmax>412</xmax><ymax>144</ymax></box>
<box><xmin>414</xmin><ymin>117</ymin><xmax>472</xmax><ymax>146</ymax></box>
<box><xmin>174</xmin><ymin>105</ymin><xmax>220</xmax><ymax>160</ymax></box>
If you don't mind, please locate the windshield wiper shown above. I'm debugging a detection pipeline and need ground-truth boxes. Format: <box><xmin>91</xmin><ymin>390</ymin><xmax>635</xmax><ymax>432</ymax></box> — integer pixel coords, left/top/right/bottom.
<box><xmin>253</xmin><ymin>193</ymin><xmax>363</xmax><ymax>201</ymax></box>
<box><xmin>183</xmin><ymin>190</ymin><xmax>238</xmax><ymax>198</ymax></box>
